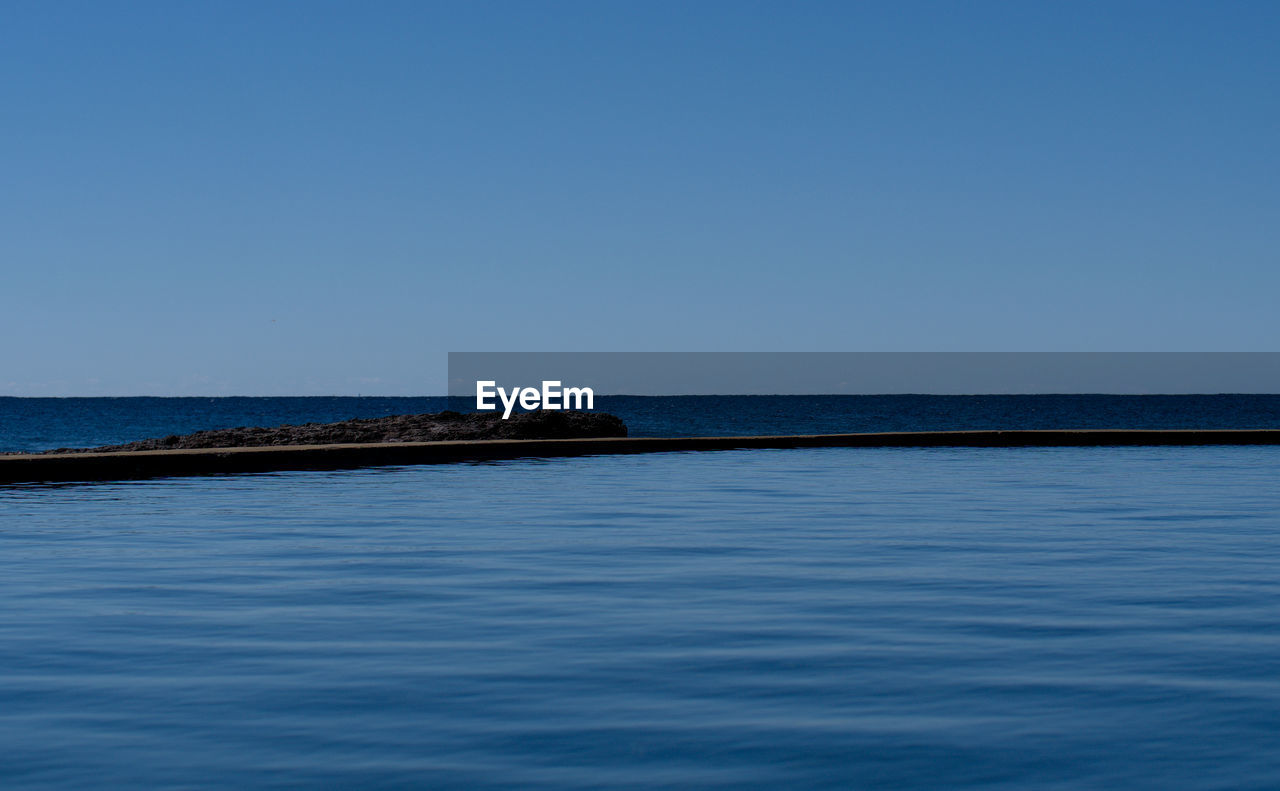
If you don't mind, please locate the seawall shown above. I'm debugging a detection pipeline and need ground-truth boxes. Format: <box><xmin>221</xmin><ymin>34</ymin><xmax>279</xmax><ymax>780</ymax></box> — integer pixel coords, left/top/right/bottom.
<box><xmin>3</xmin><ymin>429</ymin><xmax>1280</xmax><ymax>484</ymax></box>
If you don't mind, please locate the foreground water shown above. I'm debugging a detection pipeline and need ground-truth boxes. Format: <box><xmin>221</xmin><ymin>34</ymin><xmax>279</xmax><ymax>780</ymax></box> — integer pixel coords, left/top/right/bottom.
<box><xmin>3</xmin><ymin>446</ymin><xmax>1279</xmax><ymax>789</ymax></box>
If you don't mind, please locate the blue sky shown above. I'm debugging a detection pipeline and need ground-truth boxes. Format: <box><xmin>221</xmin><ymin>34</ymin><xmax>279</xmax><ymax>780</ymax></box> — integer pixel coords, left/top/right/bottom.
<box><xmin>2</xmin><ymin>1</ymin><xmax>1276</xmax><ymax>395</ymax></box>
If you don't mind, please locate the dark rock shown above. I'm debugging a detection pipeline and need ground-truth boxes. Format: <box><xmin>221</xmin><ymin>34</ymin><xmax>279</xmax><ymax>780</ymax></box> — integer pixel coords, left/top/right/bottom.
<box><xmin>46</xmin><ymin>410</ymin><xmax>627</xmax><ymax>454</ymax></box>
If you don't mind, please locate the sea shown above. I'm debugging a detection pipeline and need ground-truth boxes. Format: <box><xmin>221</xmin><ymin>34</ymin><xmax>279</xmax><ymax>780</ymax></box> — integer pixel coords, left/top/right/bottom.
<box><xmin>4</xmin><ymin>394</ymin><xmax>1280</xmax><ymax>453</ymax></box>
<box><xmin>2</xmin><ymin>395</ymin><xmax>1279</xmax><ymax>789</ymax></box>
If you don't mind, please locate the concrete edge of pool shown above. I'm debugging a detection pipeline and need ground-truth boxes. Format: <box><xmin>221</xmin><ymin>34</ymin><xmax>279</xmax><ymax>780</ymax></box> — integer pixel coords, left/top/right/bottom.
<box><xmin>3</xmin><ymin>429</ymin><xmax>1280</xmax><ymax>483</ymax></box>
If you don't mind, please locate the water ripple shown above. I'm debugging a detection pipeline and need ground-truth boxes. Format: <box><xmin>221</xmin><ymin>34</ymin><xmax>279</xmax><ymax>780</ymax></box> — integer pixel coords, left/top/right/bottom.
<box><xmin>1</xmin><ymin>446</ymin><xmax>1279</xmax><ymax>789</ymax></box>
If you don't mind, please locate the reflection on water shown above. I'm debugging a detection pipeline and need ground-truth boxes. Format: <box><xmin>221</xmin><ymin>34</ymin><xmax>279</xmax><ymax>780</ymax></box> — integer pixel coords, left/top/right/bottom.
<box><xmin>2</xmin><ymin>446</ymin><xmax>1279</xmax><ymax>789</ymax></box>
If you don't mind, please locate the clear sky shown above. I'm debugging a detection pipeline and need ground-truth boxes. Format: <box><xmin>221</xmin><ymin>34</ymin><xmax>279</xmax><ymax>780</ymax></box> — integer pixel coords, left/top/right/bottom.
<box><xmin>2</xmin><ymin>1</ymin><xmax>1276</xmax><ymax>396</ymax></box>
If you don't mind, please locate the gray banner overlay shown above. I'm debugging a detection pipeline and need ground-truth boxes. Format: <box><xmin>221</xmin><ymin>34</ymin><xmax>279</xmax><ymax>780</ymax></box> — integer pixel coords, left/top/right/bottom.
<box><xmin>448</xmin><ymin>353</ymin><xmax>1280</xmax><ymax>396</ymax></box>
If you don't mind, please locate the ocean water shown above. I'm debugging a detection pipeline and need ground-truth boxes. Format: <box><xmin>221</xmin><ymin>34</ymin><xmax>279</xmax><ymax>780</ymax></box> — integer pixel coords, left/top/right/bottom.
<box><xmin>2</xmin><ymin>394</ymin><xmax>1279</xmax><ymax>452</ymax></box>
<box><xmin>3</xmin><ymin>446</ymin><xmax>1280</xmax><ymax>789</ymax></box>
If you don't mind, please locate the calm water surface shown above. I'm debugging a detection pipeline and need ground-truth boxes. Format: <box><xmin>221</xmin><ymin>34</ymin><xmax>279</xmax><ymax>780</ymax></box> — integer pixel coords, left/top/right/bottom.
<box><xmin>2</xmin><ymin>446</ymin><xmax>1279</xmax><ymax>789</ymax></box>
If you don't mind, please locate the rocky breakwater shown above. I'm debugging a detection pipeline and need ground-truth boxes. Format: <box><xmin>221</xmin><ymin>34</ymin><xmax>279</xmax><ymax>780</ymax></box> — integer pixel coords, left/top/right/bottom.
<box><xmin>46</xmin><ymin>410</ymin><xmax>628</xmax><ymax>454</ymax></box>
